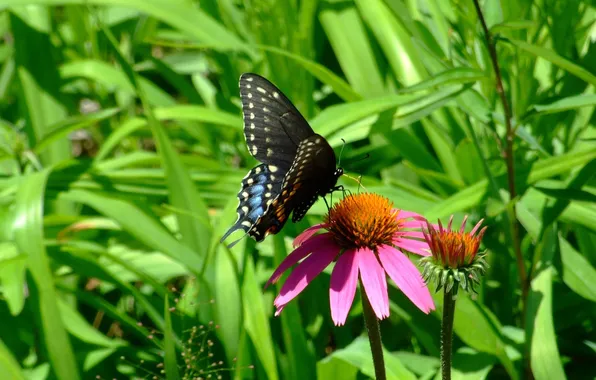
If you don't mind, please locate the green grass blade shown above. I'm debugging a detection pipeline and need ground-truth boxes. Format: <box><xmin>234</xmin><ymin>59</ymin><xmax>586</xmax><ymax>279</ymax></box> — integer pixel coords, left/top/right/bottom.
<box><xmin>13</xmin><ymin>170</ymin><xmax>80</xmax><ymax>380</ymax></box>
<box><xmin>509</xmin><ymin>39</ymin><xmax>596</xmax><ymax>87</ymax></box>
<box><xmin>163</xmin><ymin>297</ymin><xmax>181</xmax><ymax>380</ymax></box>
<box><xmin>242</xmin><ymin>260</ymin><xmax>279</xmax><ymax>380</ymax></box>
<box><xmin>526</xmin><ymin>226</ymin><xmax>566</xmax><ymax>380</ymax></box>
<box><xmin>60</xmin><ymin>189</ymin><xmax>203</xmax><ymax>272</ymax></box>
<box><xmin>319</xmin><ymin>2</ymin><xmax>385</xmax><ymax>97</ymax></box>
<box><xmin>0</xmin><ymin>338</ymin><xmax>24</xmax><ymax>380</ymax></box>
<box><xmin>101</xmin><ymin>25</ymin><xmax>212</xmax><ymax>271</ymax></box>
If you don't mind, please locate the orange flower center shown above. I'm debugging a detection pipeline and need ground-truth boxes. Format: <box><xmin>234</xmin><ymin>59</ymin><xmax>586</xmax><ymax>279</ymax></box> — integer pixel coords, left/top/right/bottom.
<box><xmin>325</xmin><ymin>193</ymin><xmax>399</xmax><ymax>250</ymax></box>
<box><xmin>429</xmin><ymin>230</ymin><xmax>481</xmax><ymax>268</ymax></box>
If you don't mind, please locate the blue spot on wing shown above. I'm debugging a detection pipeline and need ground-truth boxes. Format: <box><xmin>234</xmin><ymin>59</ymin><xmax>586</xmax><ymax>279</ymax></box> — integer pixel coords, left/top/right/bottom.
<box><xmin>220</xmin><ymin>164</ymin><xmax>285</xmax><ymax>247</ymax></box>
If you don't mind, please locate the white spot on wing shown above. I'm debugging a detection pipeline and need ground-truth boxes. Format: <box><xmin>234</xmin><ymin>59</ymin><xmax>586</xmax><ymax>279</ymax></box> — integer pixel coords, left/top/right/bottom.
<box><xmin>250</xmin><ymin>123</ymin><xmax>256</xmax><ymax>129</ymax></box>
<box><xmin>247</xmin><ymin>178</ymin><xmax>254</xmax><ymax>185</ymax></box>
<box><xmin>241</xmin><ymin>206</ymin><xmax>249</xmax><ymax>213</ymax></box>
<box><xmin>257</xmin><ymin>87</ymin><xmax>266</xmax><ymax>94</ymax></box>
<box><xmin>250</xmin><ymin>134</ymin><xmax>255</xmax><ymax>141</ymax></box>
<box><xmin>246</xmin><ymin>84</ymin><xmax>252</xmax><ymax>89</ymax></box>
<box><xmin>250</xmin><ymin>113</ymin><xmax>255</xmax><ymax>120</ymax></box>
<box><xmin>255</xmin><ymin>167</ymin><xmax>262</xmax><ymax>174</ymax></box>
<box><xmin>267</xmin><ymin>148</ymin><xmax>273</xmax><ymax>156</ymax></box>
<box><xmin>269</xmin><ymin>165</ymin><xmax>278</xmax><ymax>173</ymax></box>
<box><xmin>249</xmin><ymin>103</ymin><xmax>254</xmax><ymax>109</ymax></box>
<box><xmin>273</xmin><ymin>92</ymin><xmax>279</xmax><ymax>98</ymax></box>
<box><xmin>247</xmin><ymin>93</ymin><xmax>253</xmax><ymax>99</ymax></box>
<box><xmin>246</xmin><ymin>77</ymin><xmax>254</xmax><ymax>82</ymax></box>
<box><xmin>242</xmin><ymin>220</ymin><xmax>252</xmax><ymax>227</ymax></box>
<box><xmin>252</xmin><ymin>145</ymin><xmax>258</xmax><ymax>155</ymax></box>
<box><xmin>263</xmin><ymin>107</ymin><xmax>269</xmax><ymax>113</ymax></box>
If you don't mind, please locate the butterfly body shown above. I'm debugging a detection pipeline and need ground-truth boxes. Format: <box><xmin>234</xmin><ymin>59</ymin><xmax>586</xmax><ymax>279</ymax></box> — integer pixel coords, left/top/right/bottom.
<box><xmin>221</xmin><ymin>73</ymin><xmax>342</xmax><ymax>247</ymax></box>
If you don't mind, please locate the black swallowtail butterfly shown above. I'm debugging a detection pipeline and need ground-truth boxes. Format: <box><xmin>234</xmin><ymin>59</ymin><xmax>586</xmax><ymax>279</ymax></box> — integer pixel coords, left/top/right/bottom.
<box><xmin>221</xmin><ymin>73</ymin><xmax>343</xmax><ymax>248</ymax></box>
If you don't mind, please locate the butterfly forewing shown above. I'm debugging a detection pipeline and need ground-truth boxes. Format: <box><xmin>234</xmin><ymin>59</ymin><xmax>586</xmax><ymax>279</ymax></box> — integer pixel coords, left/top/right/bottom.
<box><xmin>240</xmin><ymin>73</ymin><xmax>314</xmax><ymax>170</ymax></box>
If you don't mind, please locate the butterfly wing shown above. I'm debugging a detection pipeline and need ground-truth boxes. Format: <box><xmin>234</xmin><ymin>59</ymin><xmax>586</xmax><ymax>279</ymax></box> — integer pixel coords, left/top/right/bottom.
<box><xmin>220</xmin><ymin>164</ymin><xmax>284</xmax><ymax>247</ymax></box>
<box><xmin>246</xmin><ymin>134</ymin><xmax>340</xmax><ymax>240</ymax></box>
<box><xmin>240</xmin><ymin>73</ymin><xmax>314</xmax><ymax>171</ymax></box>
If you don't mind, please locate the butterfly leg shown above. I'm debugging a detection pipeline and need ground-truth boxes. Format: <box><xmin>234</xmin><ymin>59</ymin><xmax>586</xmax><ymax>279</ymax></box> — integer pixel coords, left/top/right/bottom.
<box><xmin>323</xmin><ymin>194</ymin><xmax>331</xmax><ymax>211</ymax></box>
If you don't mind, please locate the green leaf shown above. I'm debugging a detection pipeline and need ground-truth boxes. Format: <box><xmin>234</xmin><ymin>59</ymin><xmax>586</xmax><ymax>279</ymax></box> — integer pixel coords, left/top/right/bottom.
<box><xmin>517</xmin><ymin>203</ymin><xmax>596</xmax><ymax>302</ymax></box>
<box><xmin>532</xmin><ymin>94</ymin><xmax>596</xmax><ymax>114</ymax></box>
<box><xmin>534</xmin><ymin>186</ymin><xmax>596</xmax><ymax>203</ymax></box>
<box><xmin>509</xmin><ymin>39</ymin><xmax>596</xmax><ymax>86</ymax></box>
<box><xmin>163</xmin><ymin>297</ymin><xmax>181</xmax><ymax>380</ymax></box>
<box><xmin>7</xmin><ymin>0</ymin><xmax>252</xmax><ymax>54</ymax></box>
<box><xmin>451</xmin><ymin>295</ymin><xmax>517</xmax><ymax>379</ymax></box>
<box><xmin>58</xmin><ymin>298</ymin><xmax>126</xmax><ymax>348</ymax></box>
<box><xmin>526</xmin><ymin>226</ymin><xmax>566</xmax><ymax>380</ymax></box>
<box><xmin>243</xmin><ymin>260</ymin><xmax>278</xmax><ymax>380</ymax></box>
<box><xmin>319</xmin><ymin>2</ymin><xmax>385</xmax><ymax>97</ymax></box>
<box><xmin>102</xmin><ymin>25</ymin><xmax>211</xmax><ymax>272</ymax></box>
<box><xmin>320</xmin><ymin>336</ymin><xmax>416</xmax><ymax>380</ymax></box>
<box><xmin>0</xmin><ymin>243</ymin><xmax>27</xmax><ymax>315</ymax></box>
<box><xmin>60</xmin><ymin>189</ymin><xmax>203</xmax><ymax>272</ymax></box>
<box><xmin>154</xmin><ymin>105</ymin><xmax>242</xmax><ymax>129</ymax></box>
<box><xmin>398</xmin><ymin>68</ymin><xmax>487</xmax><ymax>93</ymax></box>
<box><xmin>0</xmin><ymin>338</ymin><xmax>25</xmax><ymax>380</ymax></box>
<box><xmin>34</xmin><ymin>108</ymin><xmax>120</xmax><ymax>155</ymax></box>
<box><xmin>273</xmin><ymin>234</ymin><xmax>316</xmax><ymax>380</ymax></box>
<box><xmin>13</xmin><ymin>170</ymin><xmax>80</xmax><ymax>380</ymax></box>
<box><xmin>257</xmin><ymin>45</ymin><xmax>362</xmax><ymax>102</ymax></box>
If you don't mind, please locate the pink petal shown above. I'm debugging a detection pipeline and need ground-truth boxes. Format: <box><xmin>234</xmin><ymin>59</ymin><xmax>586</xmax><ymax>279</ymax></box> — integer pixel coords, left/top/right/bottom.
<box><xmin>470</xmin><ymin>218</ymin><xmax>484</xmax><ymax>235</ymax></box>
<box><xmin>393</xmin><ymin>237</ymin><xmax>431</xmax><ymax>256</ymax></box>
<box><xmin>394</xmin><ymin>230</ymin><xmax>425</xmax><ymax>239</ymax></box>
<box><xmin>393</xmin><ymin>209</ymin><xmax>426</xmax><ymax>221</ymax></box>
<box><xmin>273</xmin><ymin>239</ymin><xmax>339</xmax><ymax>310</ymax></box>
<box><xmin>274</xmin><ymin>305</ymin><xmax>285</xmax><ymax>316</ymax></box>
<box><xmin>266</xmin><ymin>233</ymin><xmax>333</xmax><ymax>288</ymax></box>
<box><xmin>357</xmin><ymin>248</ymin><xmax>389</xmax><ymax>320</ymax></box>
<box><xmin>377</xmin><ymin>245</ymin><xmax>435</xmax><ymax>314</ymax></box>
<box><xmin>459</xmin><ymin>215</ymin><xmax>468</xmax><ymax>233</ymax></box>
<box><xmin>294</xmin><ymin>223</ymin><xmax>326</xmax><ymax>248</ymax></box>
<box><xmin>329</xmin><ymin>249</ymin><xmax>359</xmax><ymax>326</ymax></box>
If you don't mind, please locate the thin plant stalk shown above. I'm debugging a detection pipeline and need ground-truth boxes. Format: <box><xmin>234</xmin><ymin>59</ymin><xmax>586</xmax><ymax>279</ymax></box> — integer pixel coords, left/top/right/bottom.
<box><xmin>441</xmin><ymin>289</ymin><xmax>456</xmax><ymax>380</ymax></box>
<box><xmin>361</xmin><ymin>283</ymin><xmax>386</xmax><ymax>380</ymax></box>
<box><xmin>471</xmin><ymin>0</ymin><xmax>528</xmax><ymax>313</ymax></box>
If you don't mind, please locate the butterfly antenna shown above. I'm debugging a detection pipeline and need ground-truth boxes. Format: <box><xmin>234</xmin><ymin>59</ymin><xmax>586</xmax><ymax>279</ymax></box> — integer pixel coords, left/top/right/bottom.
<box><xmin>357</xmin><ymin>175</ymin><xmax>363</xmax><ymax>193</ymax></box>
<box><xmin>337</xmin><ymin>138</ymin><xmax>347</xmax><ymax>168</ymax></box>
<box><xmin>342</xmin><ymin>173</ymin><xmax>369</xmax><ymax>192</ymax></box>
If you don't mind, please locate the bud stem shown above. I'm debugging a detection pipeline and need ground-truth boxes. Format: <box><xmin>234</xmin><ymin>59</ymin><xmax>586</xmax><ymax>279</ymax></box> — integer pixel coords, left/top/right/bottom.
<box><xmin>361</xmin><ymin>281</ymin><xmax>386</xmax><ymax>380</ymax></box>
<box><xmin>441</xmin><ymin>288</ymin><xmax>456</xmax><ymax>380</ymax></box>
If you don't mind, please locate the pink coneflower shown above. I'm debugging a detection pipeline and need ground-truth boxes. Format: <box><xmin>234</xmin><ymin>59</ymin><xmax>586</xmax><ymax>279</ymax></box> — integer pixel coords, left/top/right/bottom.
<box><xmin>265</xmin><ymin>193</ymin><xmax>435</xmax><ymax>326</ymax></box>
<box><xmin>421</xmin><ymin>215</ymin><xmax>488</xmax><ymax>295</ymax></box>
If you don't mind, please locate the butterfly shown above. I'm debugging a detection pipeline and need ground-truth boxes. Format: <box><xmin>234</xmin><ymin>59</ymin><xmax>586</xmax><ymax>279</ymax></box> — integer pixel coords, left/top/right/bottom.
<box><xmin>221</xmin><ymin>73</ymin><xmax>343</xmax><ymax>248</ymax></box>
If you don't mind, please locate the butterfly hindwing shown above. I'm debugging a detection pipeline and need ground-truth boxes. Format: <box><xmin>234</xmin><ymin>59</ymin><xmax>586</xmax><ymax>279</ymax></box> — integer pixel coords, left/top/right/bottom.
<box><xmin>240</xmin><ymin>73</ymin><xmax>314</xmax><ymax>170</ymax></box>
<box><xmin>221</xmin><ymin>164</ymin><xmax>285</xmax><ymax>247</ymax></box>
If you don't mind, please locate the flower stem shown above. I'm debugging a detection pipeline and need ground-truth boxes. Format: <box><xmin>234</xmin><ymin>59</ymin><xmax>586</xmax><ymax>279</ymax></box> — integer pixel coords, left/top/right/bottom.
<box><xmin>361</xmin><ymin>284</ymin><xmax>386</xmax><ymax>380</ymax></box>
<box><xmin>471</xmin><ymin>0</ymin><xmax>528</xmax><ymax>322</ymax></box>
<box><xmin>441</xmin><ymin>288</ymin><xmax>456</xmax><ymax>380</ymax></box>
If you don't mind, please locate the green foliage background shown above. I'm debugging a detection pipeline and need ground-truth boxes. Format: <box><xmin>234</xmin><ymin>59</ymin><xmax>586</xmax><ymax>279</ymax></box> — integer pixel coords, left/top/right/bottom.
<box><xmin>0</xmin><ymin>0</ymin><xmax>595</xmax><ymax>379</ymax></box>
